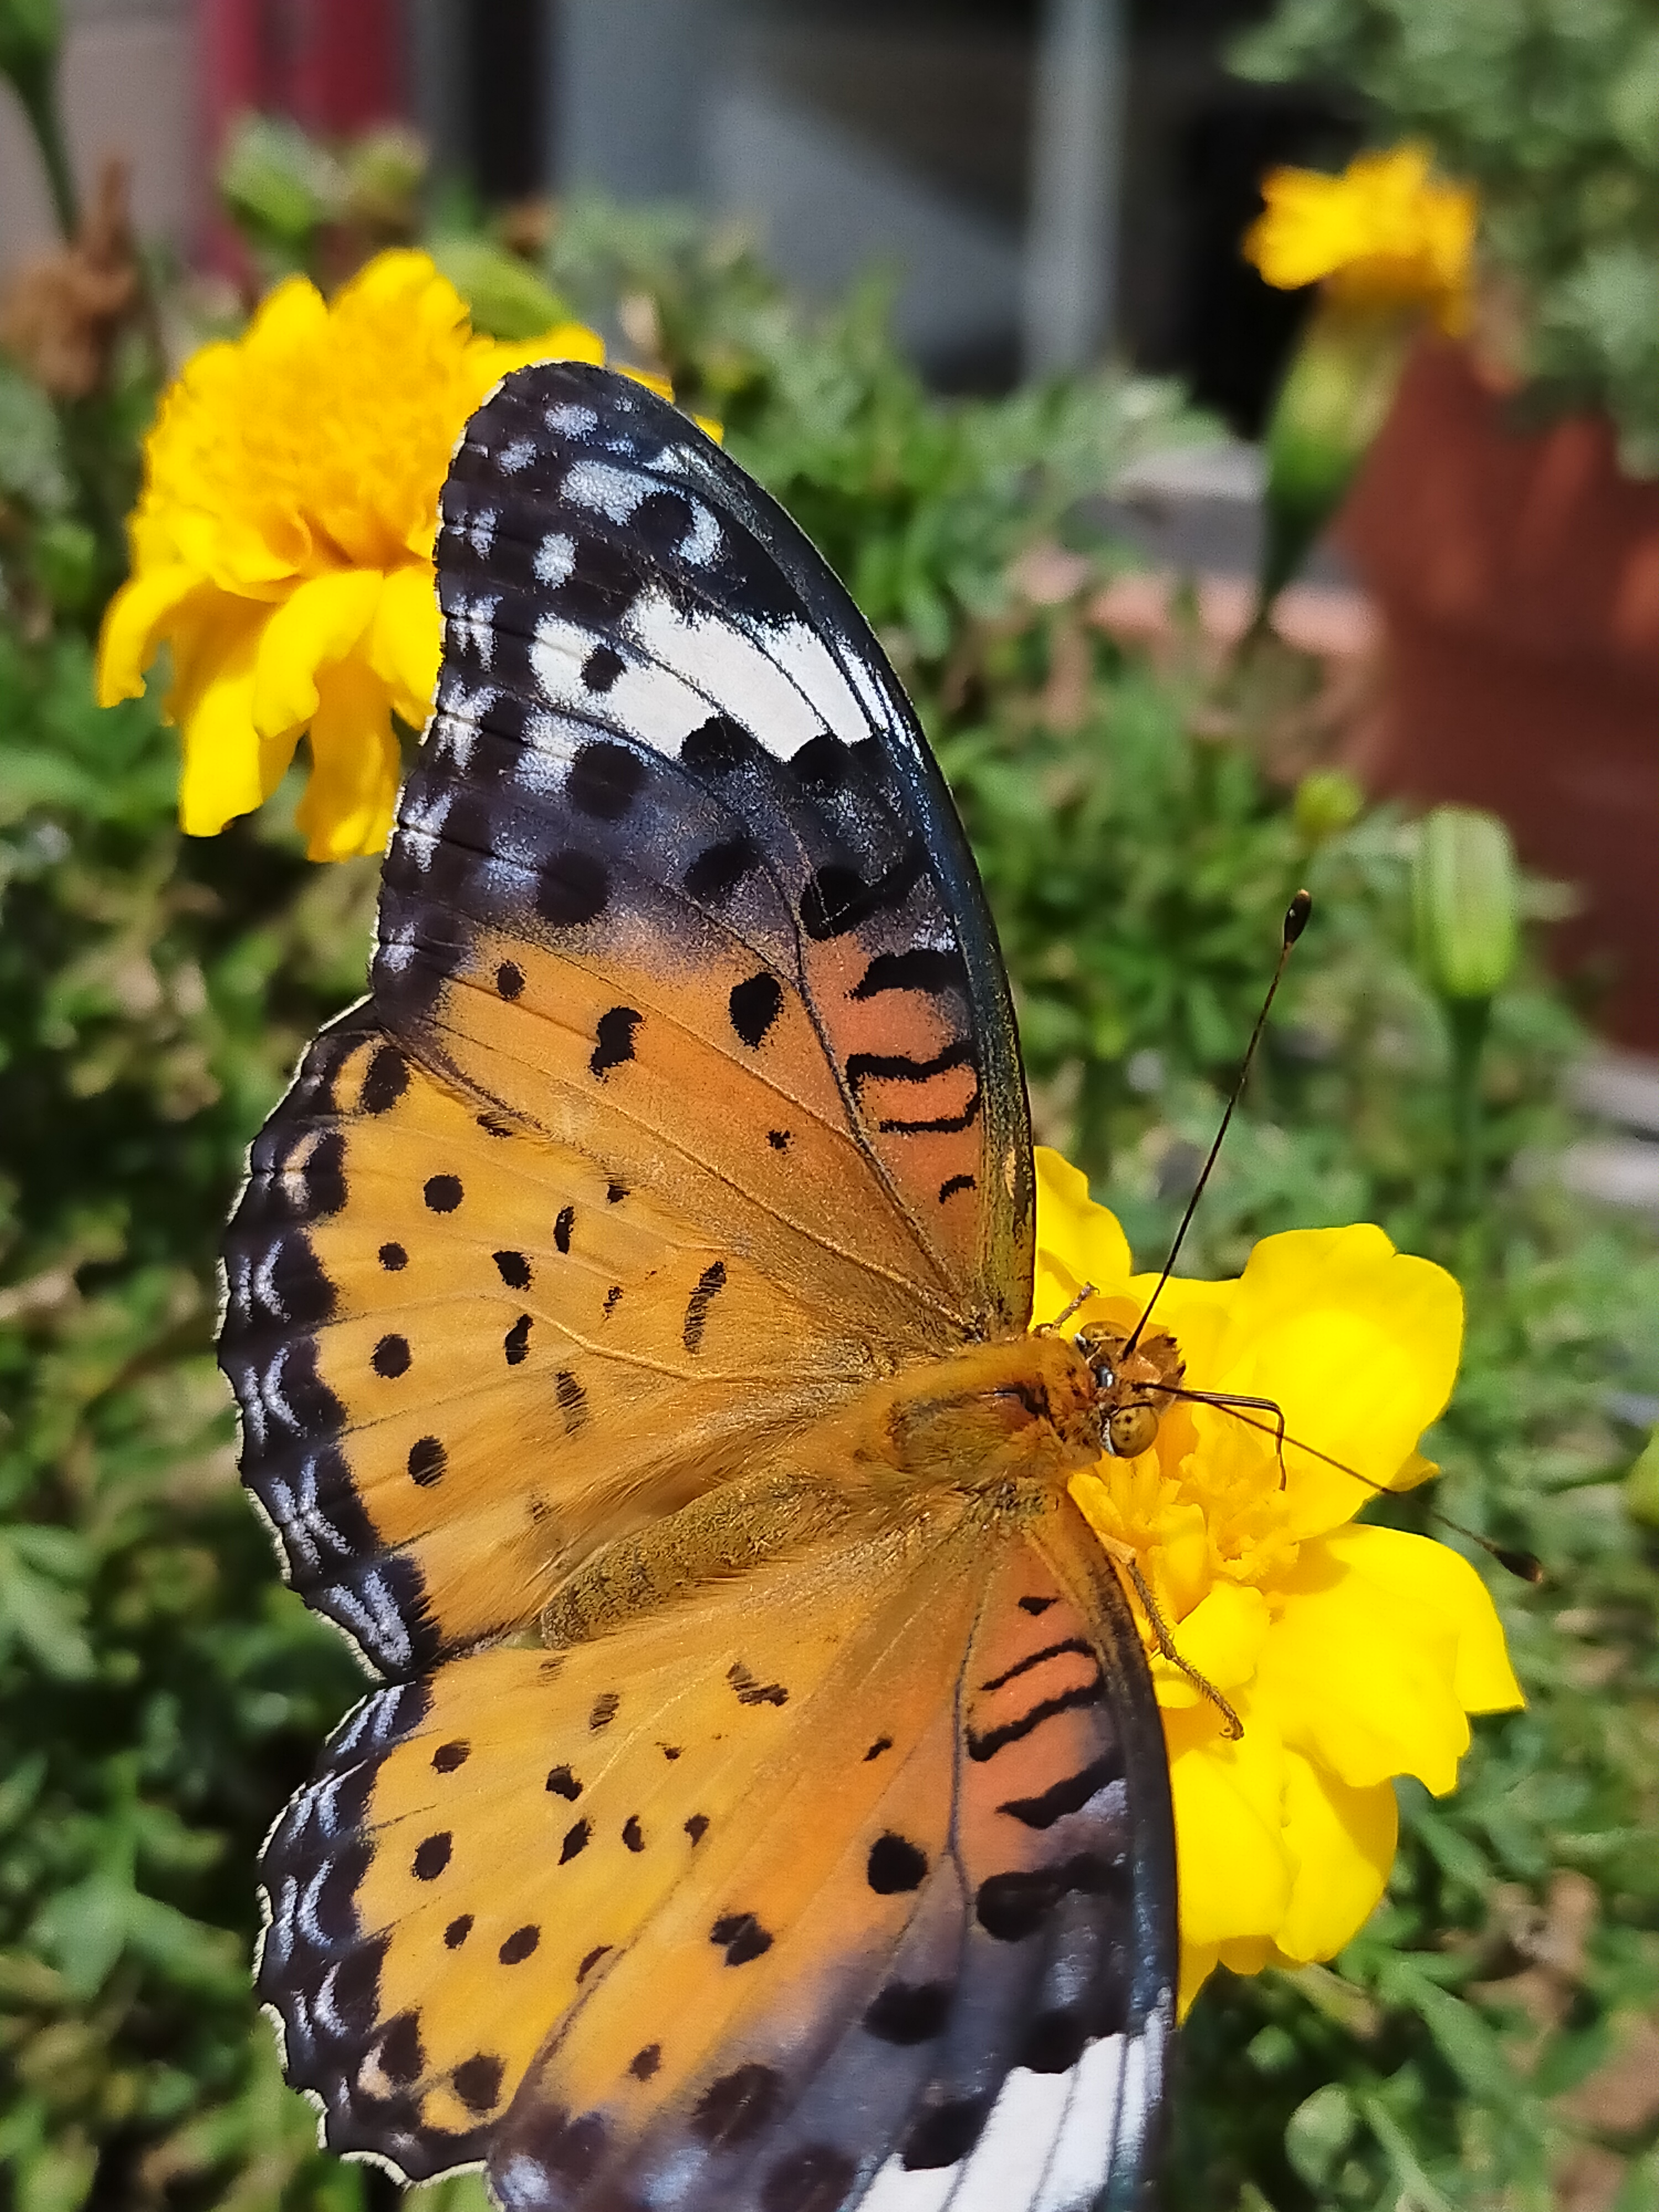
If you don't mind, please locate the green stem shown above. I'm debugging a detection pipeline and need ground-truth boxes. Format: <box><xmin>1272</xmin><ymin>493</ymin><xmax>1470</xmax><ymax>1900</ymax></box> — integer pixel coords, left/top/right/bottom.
<box><xmin>9</xmin><ymin>51</ymin><xmax>79</xmax><ymax>238</ymax></box>
<box><xmin>1445</xmin><ymin>994</ymin><xmax>1491</xmax><ymax>1220</ymax></box>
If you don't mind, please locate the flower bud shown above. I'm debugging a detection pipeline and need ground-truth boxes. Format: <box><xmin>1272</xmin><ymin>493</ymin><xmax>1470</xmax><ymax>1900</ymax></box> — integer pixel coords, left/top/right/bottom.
<box><xmin>1293</xmin><ymin>766</ymin><xmax>1364</xmax><ymax>842</ymax></box>
<box><xmin>429</xmin><ymin>236</ymin><xmax>570</xmax><ymax>342</ymax></box>
<box><xmin>1412</xmin><ymin>805</ymin><xmax>1520</xmax><ymax>1003</ymax></box>
<box><xmin>220</xmin><ymin>116</ymin><xmax>342</xmax><ymax>257</ymax></box>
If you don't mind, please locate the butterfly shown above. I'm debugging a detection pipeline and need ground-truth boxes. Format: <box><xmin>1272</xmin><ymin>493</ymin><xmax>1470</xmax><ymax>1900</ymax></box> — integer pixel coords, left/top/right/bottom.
<box><xmin>220</xmin><ymin>361</ymin><xmax>1177</xmax><ymax>2212</ymax></box>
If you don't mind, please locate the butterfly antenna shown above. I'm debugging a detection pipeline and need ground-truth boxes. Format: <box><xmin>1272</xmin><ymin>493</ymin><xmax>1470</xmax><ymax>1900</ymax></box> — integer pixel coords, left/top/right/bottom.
<box><xmin>1163</xmin><ymin>1393</ymin><xmax>1543</xmax><ymax>1584</ymax></box>
<box><xmin>1123</xmin><ymin>890</ymin><xmax>1312</xmax><ymax>1360</ymax></box>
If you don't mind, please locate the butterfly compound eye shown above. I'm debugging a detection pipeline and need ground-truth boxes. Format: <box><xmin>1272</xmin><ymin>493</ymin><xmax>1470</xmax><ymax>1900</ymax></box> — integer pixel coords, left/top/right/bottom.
<box><xmin>1107</xmin><ymin>1404</ymin><xmax>1161</xmax><ymax>1459</ymax></box>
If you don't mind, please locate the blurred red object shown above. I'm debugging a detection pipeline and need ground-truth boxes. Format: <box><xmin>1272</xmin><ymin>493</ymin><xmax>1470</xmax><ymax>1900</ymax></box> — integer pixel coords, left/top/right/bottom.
<box><xmin>196</xmin><ymin>0</ymin><xmax>406</xmax><ymax>269</ymax></box>
<box><xmin>1340</xmin><ymin>341</ymin><xmax>1659</xmax><ymax>1048</ymax></box>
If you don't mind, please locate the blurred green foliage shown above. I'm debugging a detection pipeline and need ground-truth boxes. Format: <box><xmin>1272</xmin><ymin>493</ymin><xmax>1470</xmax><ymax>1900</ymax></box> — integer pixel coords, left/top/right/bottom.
<box><xmin>1233</xmin><ymin>0</ymin><xmax>1659</xmax><ymax>475</ymax></box>
<box><xmin>1</xmin><ymin>108</ymin><xmax>1656</xmax><ymax>2212</ymax></box>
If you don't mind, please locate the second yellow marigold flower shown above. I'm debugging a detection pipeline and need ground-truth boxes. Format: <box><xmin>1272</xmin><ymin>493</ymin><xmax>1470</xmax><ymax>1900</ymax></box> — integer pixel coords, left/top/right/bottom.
<box><xmin>97</xmin><ymin>249</ymin><xmax>604</xmax><ymax>860</ymax></box>
<box><xmin>1032</xmin><ymin>1148</ymin><xmax>1522</xmax><ymax>2011</ymax></box>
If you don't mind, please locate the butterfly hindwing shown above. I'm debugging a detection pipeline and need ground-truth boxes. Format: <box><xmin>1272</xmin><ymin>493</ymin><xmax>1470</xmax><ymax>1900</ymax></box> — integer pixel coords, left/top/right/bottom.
<box><xmin>256</xmin><ymin>1494</ymin><xmax>1173</xmax><ymax>2210</ymax></box>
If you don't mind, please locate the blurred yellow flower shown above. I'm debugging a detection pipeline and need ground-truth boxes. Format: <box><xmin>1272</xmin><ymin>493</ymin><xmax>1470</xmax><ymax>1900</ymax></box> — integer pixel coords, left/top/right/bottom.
<box><xmin>1244</xmin><ymin>142</ymin><xmax>1477</xmax><ymax>335</ymax></box>
<box><xmin>97</xmin><ymin>250</ymin><xmax>603</xmax><ymax>859</ymax></box>
<box><xmin>1034</xmin><ymin>1148</ymin><xmax>1521</xmax><ymax>2012</ymax></box>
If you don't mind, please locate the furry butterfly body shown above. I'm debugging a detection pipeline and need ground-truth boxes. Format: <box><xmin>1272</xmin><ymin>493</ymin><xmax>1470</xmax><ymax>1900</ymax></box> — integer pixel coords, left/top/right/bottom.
<box><xmin>222</xmin><ymin>363</ymin><xmax>1176</xmax><ymax>2211</ymax></box>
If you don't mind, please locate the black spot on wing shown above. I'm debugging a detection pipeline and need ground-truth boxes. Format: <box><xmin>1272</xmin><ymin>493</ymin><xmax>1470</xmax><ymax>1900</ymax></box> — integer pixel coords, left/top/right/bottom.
<box><xmin>728</xmin><ymin>1659</ymin><xmax>789</xmax><ymax>1707</ymax></box>
<box><xmin>998</xmin><ymin>1750</ymin><xmax>1125</xmax><ymax>1830</ymax></box>
<box><xmin>412</xmin><ymin>1832</ymin><xmax>451</xmax><ymax>1880</ymax></box>
<box><xmin>408</xmin><ymin>1435</ymin><xmax>446</xmax><ymax>1485</ymax></box>
<box><xmin>680</xmin><ymin>712</ymin><xmax>749</xmax><ymax>776</ymax></box>
<box><xmin>424</xmin><ymin>1172</ymin><xmax>463</xmax><ymax>1213</ymax></box>
<box><xmin>555</xmin><ymin>1369</ymin><xmax>587</xmax><ymax>1434</ymax></box>
<box><xmin>581</xmin><ymin>642</ymin><xmax>624</xmax><ymax>693</ymax></box>
<box><xmin>729</xmin><ymin>972</ymin><xmax>784</xmax><ymax>1049</ymax></box>
<box><xmin>693</xmin><ymin>2063</ymin><xmax>782</xmax><ymax>2148</ymax></box>
<box><xmin>685</xmin><ymin>834</ymin><xmax>759</xmax><ymax>904</ymax></box>
<box><xmin>536</xmin><ymin>849</ymin><xmax>608</xmax><ymax>927</ymax></box>
<box><xmin>453</xmin><ymin>2052</ymin><xmax>504</xmax><ymax>2113</ymax></box>
<box><xmin>682</xmin><ymin>1260</ymin><xmax>727</xmax><ymax>1354</ymax></box>
<box><xmin>799</xmin><ymin>839</ymin><xmax>927</xmax><ymax>941</ymax></box>
<box><xmin>845</xmin><ymin>1040</ymin><xmax>974</xmax><ymax>1100</ymax></box>
<box><xmin>710</xmin><ymin>1911</ymin><xmax>772</xmax><ymax>1965</ymax></box>
<box><xmin>493</xmin><ymin>1249</ymin><xmax>531</xmax><ymax>1288</ymax></box>
<box><xmin>566</xmin><ymin>739</ymin><xmax>646</xmax><ymax>821</ymax></box>
<box><xmin>975</xmin><ymin>1851</ymin><xmax>1122</xmax><ymax>1942</ymax></box>
<box><xmin>866</xmin><ymin>1832</ymin><xmax>927</xmax><ymax>1893</ymax></box>
<box><xmin>359</xmin><ymin>1044</ymin><xmax>409</xmax><ymax>1114</ymax></box>
<box><xmin>864</xmin><ymin>1979</ymin><xmax>953</xmax><ymax>2044</ymax></box>
<box><xmin>545</xmin><ymin>1765</ymin><xmax>582</xmax><ymax>1799</ymax></box>
<box><xmin>371</xmin><ymin>1334</ymin><xmax>410</xmax><ymax>1379</ymax></box>
<box><xmin>589</xmin><ymin>1005</ymin><xmax>641</xmax><ymax>1077</ymax></box>
<box><xmin>851</xmin><ymin>948</ymin><xmax>971</xmax><ymax>1000</ymax></box>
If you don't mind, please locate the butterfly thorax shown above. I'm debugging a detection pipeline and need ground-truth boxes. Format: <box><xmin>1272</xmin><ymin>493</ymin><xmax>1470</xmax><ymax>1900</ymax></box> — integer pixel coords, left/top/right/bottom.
<box><xmin>875</xmin><ymin>1330</ymin><xmax>1107</xmax><ymax>1500</ymax></box>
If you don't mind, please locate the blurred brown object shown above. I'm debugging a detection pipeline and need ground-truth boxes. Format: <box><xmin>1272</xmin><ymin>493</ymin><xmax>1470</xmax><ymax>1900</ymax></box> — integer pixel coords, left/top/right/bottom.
<box><xmin>1339</xmin><ymin>341</ymin><xmax>1659</xmax><ymax>1048</ymax></box>
<box><xmin>0</xmin><ymin>156</ymin><xmax>140</xmax><ymax>399</ymax></box>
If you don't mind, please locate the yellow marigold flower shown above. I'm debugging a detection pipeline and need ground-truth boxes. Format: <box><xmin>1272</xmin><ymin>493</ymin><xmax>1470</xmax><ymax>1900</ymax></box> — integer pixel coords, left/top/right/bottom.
<box><xmin>1243</xmin><ymin>142</ymin><xmax>1477</xmax><ymax>335</ymax></box>
<box><xmin>96</xmin><ymin>250</ymin><xmax>604</xmax><ymax>860</ymax></box>
<box><xmin>1033</xmin><ymin>1148</ymin><xmax>1521</xmax><ymax>2013</ymax></box>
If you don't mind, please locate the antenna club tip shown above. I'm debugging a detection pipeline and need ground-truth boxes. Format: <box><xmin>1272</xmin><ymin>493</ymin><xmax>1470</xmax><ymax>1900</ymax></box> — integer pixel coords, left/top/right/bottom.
<box><xmin>1285</xmin><ymin>889</ymin><xmax>1313</xmax><ymax>945</ymax></box>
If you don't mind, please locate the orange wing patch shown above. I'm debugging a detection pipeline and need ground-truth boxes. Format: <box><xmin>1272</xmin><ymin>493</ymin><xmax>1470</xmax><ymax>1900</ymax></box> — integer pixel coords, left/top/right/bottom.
<box><xmin>226</xmin><ymin>1010</ymin><xmax>866</xmax><ymax>1673</ymax></box>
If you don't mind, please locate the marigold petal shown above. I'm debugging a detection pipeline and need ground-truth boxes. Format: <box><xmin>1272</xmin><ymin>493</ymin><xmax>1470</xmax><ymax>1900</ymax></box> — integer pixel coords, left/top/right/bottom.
<box><xmin>175</xmin><ymin>610</ymin><xmax>296</xmax><ymax>836</ymax></box>
<box><xmin>1165</xmin><ymin>1698</ymin><xmax>1290</xmax><ymax>1953</ymax></box>
<box><xmin>1321</xmin><ymin>1525</ymin><xmax>1524</xmax><ymax>1715</ymax></box>
<box><xmin>295</xmin><ymin>656</ymin><xmax>400</xmax><ymax>860</ymax></box>
<box><xmin>1253</xmin><ymin>1534</ymin><xmax>1469</xmax><ymax>1793</ymax></box>
<box><xmin>1275</xmin><ymin>1751</ymin><xmax>1397</xmax><ymax>1964</ymax></box>
<box><xmin>368</xmin><ymin>563</ymin><xmax>443</xmax><ymax>729</ymax></box>
<box><xmin>96</xmin><ymin>564</ymin><xmax>202</xmax><ymax>704</ymax></box>
<box><xmin>1150</xmin><ymin>1582</ymin><xmax>1270</xmax><ymax>1706</ymax></box>
<box><xmin>1147</xmin><ymin>1224</ymin><xmax>1463</xmax><ymax>1538</ymax></box>
<box><xmin>1032</xmin><ymin>1146</ymin><xmax>1133</xmax><ymax>1324</ymax></box>
<box><xmin>251</xmin><ymin>570</ymin><xmax>383</xmax><ymax>741</ymax></box>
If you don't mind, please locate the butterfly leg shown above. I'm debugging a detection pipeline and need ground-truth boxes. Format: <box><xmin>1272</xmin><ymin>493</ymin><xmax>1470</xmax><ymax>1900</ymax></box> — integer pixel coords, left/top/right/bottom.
<box><xmin>1089</xmin><ymin>1531</ymin><xmax>1244</xmax><ymax>1740</ymax></box>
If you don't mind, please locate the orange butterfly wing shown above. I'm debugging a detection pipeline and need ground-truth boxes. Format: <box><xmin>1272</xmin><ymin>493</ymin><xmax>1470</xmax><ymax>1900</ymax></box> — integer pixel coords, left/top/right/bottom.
<box><xmin>258</xmin><ymin>1495</ymin><xmax>1172</xmax><ymax>2209</ymax></box>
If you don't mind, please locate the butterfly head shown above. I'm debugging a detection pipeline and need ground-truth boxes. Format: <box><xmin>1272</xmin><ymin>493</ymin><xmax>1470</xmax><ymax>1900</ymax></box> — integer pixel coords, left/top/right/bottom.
<box><xmin>1076</xmin><ymin>1323</ymin><xmax>1187</xmax><ymax>1459</ymax></box>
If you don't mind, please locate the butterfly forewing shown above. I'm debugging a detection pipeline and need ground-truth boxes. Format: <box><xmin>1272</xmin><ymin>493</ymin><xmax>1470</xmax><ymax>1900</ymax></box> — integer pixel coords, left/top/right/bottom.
<box><xmin>385</xmin><ymin>361</ymin><xmax>1032</xmax><ymax>1335</ymax></box>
